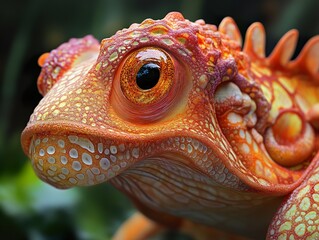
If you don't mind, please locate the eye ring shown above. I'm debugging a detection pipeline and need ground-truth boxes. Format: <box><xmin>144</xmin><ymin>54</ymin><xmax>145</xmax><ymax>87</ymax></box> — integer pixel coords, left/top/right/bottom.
<box><xmin>111</xmin><ymin>46</ymin><xmax>189</xmax><ymax>123</ymax></box>
<box><xmin>119</xmin><ymin>47</ymin><xmax>174</xmax><ymax>105</ymax></box>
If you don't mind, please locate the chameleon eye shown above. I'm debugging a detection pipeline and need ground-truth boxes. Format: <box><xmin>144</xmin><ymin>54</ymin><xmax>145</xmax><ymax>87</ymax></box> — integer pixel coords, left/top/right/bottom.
<box><xmin>119</xmin><ymin>47</ymin><xmax>174</xmax><ymax>105</ymax></box>
<box><xmin>112</xmin><ymin>47</ymin><xmax>187</xmax><ymax>123</ymax></box>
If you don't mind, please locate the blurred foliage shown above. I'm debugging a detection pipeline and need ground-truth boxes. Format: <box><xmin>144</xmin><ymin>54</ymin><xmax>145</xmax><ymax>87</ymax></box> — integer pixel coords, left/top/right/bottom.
<box><xmin>0</xmin><ymin>162</ymin><xmax>133</xmax><ymax>239</ymax></box>
<box><xmin>0</xmin><ymin>0</ymin><xmax>318</xmax><ymax>239</ymax></box>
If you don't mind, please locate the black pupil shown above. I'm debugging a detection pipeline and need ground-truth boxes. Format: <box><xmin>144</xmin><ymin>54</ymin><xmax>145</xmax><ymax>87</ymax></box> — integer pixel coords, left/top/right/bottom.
<box><xmin>136</xmin><ymin>63</ymin><xmax>160</xmax><ymax>90</ymax></box>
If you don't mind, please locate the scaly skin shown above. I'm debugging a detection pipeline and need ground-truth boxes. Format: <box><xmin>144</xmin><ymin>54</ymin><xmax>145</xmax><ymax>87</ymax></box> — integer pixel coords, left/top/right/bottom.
<box><xmin>21</xmin><ymin>12</ymin><xmax>319</xmax><ymax>239</ymax></box>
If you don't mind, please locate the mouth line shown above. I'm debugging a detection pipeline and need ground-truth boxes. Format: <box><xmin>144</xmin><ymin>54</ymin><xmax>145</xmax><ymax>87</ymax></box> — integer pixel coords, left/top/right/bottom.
<box><xmin>21</xmin><ymin>121</ymin><xmax>139</xmax><ymax>157</ymax></box>
<box><xmin>21</xmin><ymin>119</ymin><xmax>203</xmax><ymax>155</ymax></box>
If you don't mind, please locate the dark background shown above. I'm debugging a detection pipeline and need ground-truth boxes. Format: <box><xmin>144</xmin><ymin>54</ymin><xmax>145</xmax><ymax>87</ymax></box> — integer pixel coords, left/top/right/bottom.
<box><xmin>0</xmin><ymin>0</ymin><xmax>318</xmax><ymax>239</ymax></box>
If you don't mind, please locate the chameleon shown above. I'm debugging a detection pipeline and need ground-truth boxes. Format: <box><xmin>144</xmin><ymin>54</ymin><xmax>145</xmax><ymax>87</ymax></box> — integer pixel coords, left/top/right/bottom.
<box><xmin>21</xmin><ymin>12</ymin><xmax>319</xmax><ymax>239</ymax></box>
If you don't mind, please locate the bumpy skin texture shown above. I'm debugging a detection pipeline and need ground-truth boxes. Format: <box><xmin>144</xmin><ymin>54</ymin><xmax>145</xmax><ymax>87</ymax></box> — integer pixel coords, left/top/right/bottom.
<box><xmin>21</xmin><ymin>12</ymin><xmax>319</xmax><ymax>239</ymax></box>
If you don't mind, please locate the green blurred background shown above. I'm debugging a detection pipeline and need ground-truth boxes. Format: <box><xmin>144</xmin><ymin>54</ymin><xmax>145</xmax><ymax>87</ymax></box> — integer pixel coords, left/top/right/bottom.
<box><xmin>0</xmin><ymin>0</ymin><xmax>318</xmax><ymax>239</ymax></box>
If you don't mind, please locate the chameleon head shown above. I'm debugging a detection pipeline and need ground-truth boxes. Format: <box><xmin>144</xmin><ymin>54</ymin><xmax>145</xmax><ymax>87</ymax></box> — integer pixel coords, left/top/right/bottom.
<box><xmin>19</xmin><ymin>10</ymin><xmax>319</xmax><ymax>239</ymax></box>
<box><xmin>21</xmin><ymin>12</ymin><xmax>242</xmax><ymax>192</ymax></box>
<box><xmin>21</xmin><ymin>12</ymin><xmax>317</xmax><ymax>218</ymax></box>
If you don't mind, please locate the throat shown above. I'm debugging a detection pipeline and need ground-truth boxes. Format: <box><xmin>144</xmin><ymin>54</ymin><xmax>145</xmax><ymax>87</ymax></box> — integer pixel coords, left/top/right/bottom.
<box><xmin>110</xmin><ymin>157</ymin><xmax>281</xmax><ymax>238</ymax></box>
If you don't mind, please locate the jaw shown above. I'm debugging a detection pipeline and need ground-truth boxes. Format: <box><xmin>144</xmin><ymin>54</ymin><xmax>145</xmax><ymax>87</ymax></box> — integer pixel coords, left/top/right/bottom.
<box><xmin>111</xmin><ymin>156</ymin><xmax>281</xmax><ymax>238</ymax></box>
<box><xmin>21</xmin><ymin>120</ymin><xmax>224</xmax><ymax>189</ymax></box>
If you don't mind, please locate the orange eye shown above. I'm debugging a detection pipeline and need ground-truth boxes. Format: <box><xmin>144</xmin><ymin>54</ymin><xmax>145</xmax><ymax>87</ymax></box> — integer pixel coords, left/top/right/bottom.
<box><xmin>112</xmin><ymin>47</ymin><xmax>187</xmax><ymax>123</ymax></box>
<box><xmin>120</xmin><ymin>47</ymin><xmax>174</xmax><ymax>105</ymax></box>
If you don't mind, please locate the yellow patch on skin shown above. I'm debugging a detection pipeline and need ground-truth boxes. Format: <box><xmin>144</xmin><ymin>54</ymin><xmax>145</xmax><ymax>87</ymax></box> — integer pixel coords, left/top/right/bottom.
<box><xmin>251</xmin><ymin>62</ymin><xmax>272</xmax><ymax>77</ymax></box>
<box><xmin>258</xmin><ymin>66</ymin><xmax>271</xmax><ymax>76</ymax></box>
<box><xmin>295</xmin><ymin>216</ymin><xmax>302</xmax><ymax>222</ymax></box>
<box><xmin>227</xmin><ymin>112</ymin><xmax>243</xmax><ymax>124</ymax></box>
<box><xmin>150</xmin><ymin>26</ymin><xmax>168</xmax><ymax>36</ymax></box>
<box><xmin>52</xmin><ymin>109</ymin><xmax>60</xmax><ymax>116</ymax></box>
<box><xmin>279</xmin><ymin>221</ymin><xmax>292</xmax><ymax>232</ymax></box>
<box><xmin>307</xmin><ymin>232</ymin><xmax>319</xmax><ymax>240</ymax></box>
<box><xmin>289</xmin><ymin>235</ymin><xmax>295</xmax><ymax>240</ymax></box>
<box><xmin>198</xmin><ymin>74</ymin><xmax>208</xmax><ymax>89</ymax></box>
<box><xmin>42</xmin><ymin>112</ymin><xmax>48</xmax><ymax>120</ymax></box>
<box><xmin>297</xmin><ymin>185</ymin><xmax>310</xmax><ymax>199</ymax></box>
<box><xmin>177</xmin><ymin>37</ymin><xmax>187</xmax><ymax>44</ymax></box>
<box><xmin>312</xmin><ymin>193</ymin><xmax>319</xmax><ymax>202</ymax></box>
<box><xmin>278</xmin><ymin>76</ymin><xmax>297</xmax><ymax>94</ymax></box>
<box><xmin>257</xmin><ymin>178</ymin><xmax>270</xmax><ymax>186</ymax></box>
<box><xmin>299</xmin><ymin>197</ymin><xmax>311</xmax><ymax>211</ymax></box>
<box><xmin>253</xmin><ymin>142</ymin><xmax>258</xmax><ymax>152</ymax></box>
<box><xmin>295</xmin><ymin>94</ymin><xmax>310</xmax><ymax>113</ymax></box>
<box><xmin>58</xmin><ymin>102</ymin><xmax>66</xmax><ymax>108</ymax></box>
<box><xmin>109</xmin><ymin>52</ymin><xmax>118</xmax><ymax>62</ymax></box>
<box><xmin>240</xmin><ymin>143</ymin><xmax>250</xmax><ymax>154</ymax></box>
<box><xmin>284</xmin><ymin>205</ymin><xmax>297</xmax><ymax>220</ymax></box>
<box><xmin>264</xmin><ymin>167</ymin><xmax>278</xmax><ymax>182</ymax></box>
<box><xmin>255</xmin><ymin>160</ymin><xmax>263</xmax><ymax>175</ymax></box>
<box><xmin>307</xmin><ymin>225</ymin><xmax>316</xmax><ymax>233</ymax></box>
<box><xmin>60</xmin><ymin>95</ymin><xmax>67</xmax><ymax>101</ymax></box>
<box><xmin>140</xmin><ymin>37</ymin><xmax>149</xmax><ymax>43</ymax></box>
<box><xmin>162</xmin><ymin>38</ymin><xmax>174</xmax><ymax>45</ymax></box>
<box><xmin>245</xmin><ymin>131</ymin><xmax>252</xmax><ymax>144</ymax></box>
<box><xmin>278</xmin><ymin>233</ymin><xmax>287</xmax><ymax>239</ymax></box>
<box><xmin>239</xmin><ymin>129</ymin><xmax>245</xmax><ymax>139</ymax></box>
<box><xmin>314</xmin><ymin>183</ymin><xmax>319</xmax><ymax>192</ymax></box>
<box><xmin>295</xmin><ymin>223</ymin><xmax>306</xmax><ymax>237</ymax></box>
<box><xmin>305</xmin><ymin>211</ymin><xmax>317</xmax><ymax>221</ymax></box>
<box><xmin>270</xmin><ymin>82</ymin><xmax>293</xmax><ymax>118</ymax></box>
<box><xmin>95</xmin><ymin>62</ymin><xmax>102</xmax><ymax>71</ymax></box>
<box><xmin>251</xmin><ymin>68</ymin><xmax>261</xmax><ymax>78</ymax></box>
<box><xmin>260</xmin><ymin>84</ymin><xmax>272</xmax><ymax>103</ymax></box>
